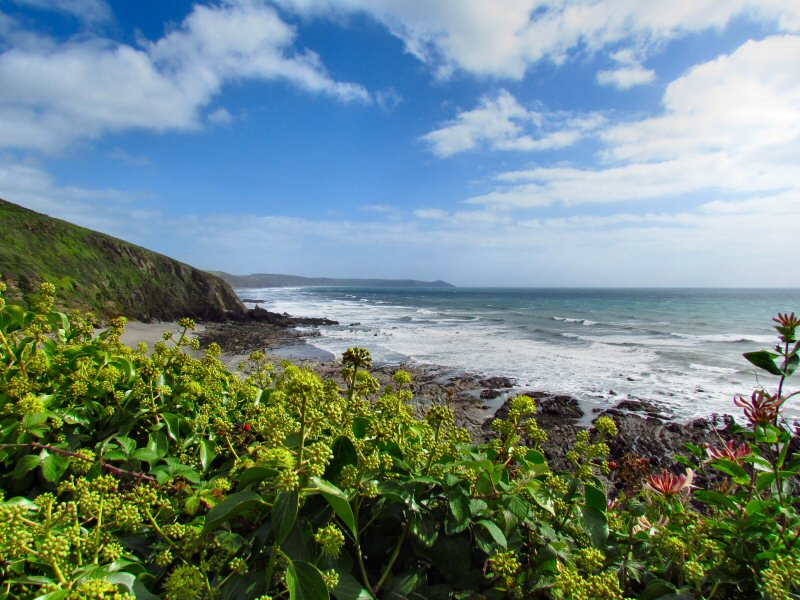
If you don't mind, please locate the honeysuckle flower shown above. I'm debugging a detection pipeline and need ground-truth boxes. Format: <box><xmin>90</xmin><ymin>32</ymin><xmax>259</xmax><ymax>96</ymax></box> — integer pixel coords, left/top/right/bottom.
<box><xmin>707</xmin><ymin>440</ymin><xmax>751</xmax><ymax>462</ymax></box>
<box><xmin>773</xmin><ymin>312</ymin><xmax>799</xmax><ymax>343</ymax></box>
<box><xmin>734</xmin><ymin>390</ymin><xmax>784</xmax><ymax>426</ymax></box>
<box><xmin>634</xmin><ymin>515</ymin><xmax>669</xmax><ymax>535</ymax></box>
<box><xmin>646</xmin><ymin>468</ymin><xmax>694</xmax><ymax>496</ymax></box>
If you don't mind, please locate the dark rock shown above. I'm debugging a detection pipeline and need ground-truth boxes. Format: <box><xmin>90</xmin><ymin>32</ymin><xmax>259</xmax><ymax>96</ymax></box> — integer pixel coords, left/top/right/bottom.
<box><xmin>478</xmin><ymin>376</ymin><xmax>515</xmax><ymax>389</ymax></box>
<box><xmin>480</xmin><ymin>389</ymin><xmax>502</xmax><ymax>400</ymax></box>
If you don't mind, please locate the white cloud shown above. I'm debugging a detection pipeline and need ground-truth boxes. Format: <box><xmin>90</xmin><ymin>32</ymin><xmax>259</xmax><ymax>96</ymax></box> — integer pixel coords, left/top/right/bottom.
<box><xmin>597</xmin><ymin>49</ymin><xmax>655</xmax><ymax>88</ymax></box>
<box><xmin>273</xmin><ymin>0</ymin><xmax>800</xmax><ymax>79</ymax></box>
<box><xmin>421</xmin><ymin>89</ymin><xmax>604</xmax><ymax>157</ymax></box>
<box><xmin>413</xmin><ymin>208</ymin><xmax>448</xmax><ymax>219</ymax></box>
<box><xmin>467</xmin><ymin>35</ymin><xmax>800</xmax><ymax>211</ymax></box>
<box><xmin>207</xmin><ymin>107</ymin><xmax>233</xmax><ymax>126</ymax></box>
<box><xmin>0</xmin><ymin>1</ymin><xmax>369</xmax><ymax>152</ymax></box>
<box><xmin>10</xmin><ymin>0</ymin><xmax>112</xmax><ymax>25</ymax></box>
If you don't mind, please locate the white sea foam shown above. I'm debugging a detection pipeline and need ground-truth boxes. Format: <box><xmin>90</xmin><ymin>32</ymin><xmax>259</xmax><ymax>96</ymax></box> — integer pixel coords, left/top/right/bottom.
<box><xmin>236</xmin><ymin>286</ymin><xmax>800</xmax><ymax>422</ymax></box>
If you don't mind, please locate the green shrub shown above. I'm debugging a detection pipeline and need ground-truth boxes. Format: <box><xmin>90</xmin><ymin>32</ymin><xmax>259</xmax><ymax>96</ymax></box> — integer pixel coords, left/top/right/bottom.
<box><xmin>0</xmin><ymin>283</ymin><xmax>796</xmax><ymax>599</ymax></box>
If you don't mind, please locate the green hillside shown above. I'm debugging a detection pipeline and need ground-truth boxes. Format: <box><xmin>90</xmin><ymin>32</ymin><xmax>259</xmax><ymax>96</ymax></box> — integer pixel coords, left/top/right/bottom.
<box><xmin>0</xmin><ymin>198</ymin><xmax>246</xmax><ymax>321</ymax></box>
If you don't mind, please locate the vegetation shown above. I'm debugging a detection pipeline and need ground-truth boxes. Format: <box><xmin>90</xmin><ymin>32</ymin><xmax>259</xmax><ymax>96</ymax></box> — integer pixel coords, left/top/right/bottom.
<box><xmin>0</xmin><ymin>199</ymin><xmax>244</xmax><ymax>321</ymax></box>
<box><xmin>0</xmin><ymin>283</ymin><xmax>797</xmax><ymax>599</ymax></box>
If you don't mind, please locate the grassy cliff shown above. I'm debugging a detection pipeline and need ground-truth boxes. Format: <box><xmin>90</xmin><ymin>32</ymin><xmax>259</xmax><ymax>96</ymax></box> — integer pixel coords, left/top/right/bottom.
<box><xmin>0</xmin><ymin>198</ymin><xmax>246</xmax><ymax>321</ymax></box>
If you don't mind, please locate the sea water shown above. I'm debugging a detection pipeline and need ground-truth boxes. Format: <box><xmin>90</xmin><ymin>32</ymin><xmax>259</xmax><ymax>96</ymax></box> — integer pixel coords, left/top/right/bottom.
<box><xmin>238</xmin><ymin>287</ymin><xmax>800</xmax><ymax>422</ymax></box>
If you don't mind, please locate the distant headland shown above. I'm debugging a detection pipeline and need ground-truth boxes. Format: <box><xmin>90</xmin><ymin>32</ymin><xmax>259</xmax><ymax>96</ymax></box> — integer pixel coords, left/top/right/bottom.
<box><xmin>211</xmin><ymin>272</ymin><xmax>455</xmax><ymax>289</ymax></box>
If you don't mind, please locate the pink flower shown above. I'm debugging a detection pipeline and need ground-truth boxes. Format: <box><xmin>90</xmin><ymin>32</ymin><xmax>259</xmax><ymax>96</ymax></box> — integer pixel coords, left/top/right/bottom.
<box><xmin>634</xmin><ymin>515</ymin><xmax>669</xmax><ymax>535</ymax></box>
<box><xmin>707</xmin><ymin>440</ymin><xmax>751</xmax><ymax>463</ymax></box>
<box><xmin>646</xmin><ymin>468</ymin><xmax>694</xmax><ymax>496</ymax></box>
<box><xmin>734</xmin><ymin>390</ymin><xmax>784</xmax><ymax>426</ymax></box>
<box><xmin>773</xmin><ymin>312</ymin><xmax>799</xmax><ymax>343</ymax></box>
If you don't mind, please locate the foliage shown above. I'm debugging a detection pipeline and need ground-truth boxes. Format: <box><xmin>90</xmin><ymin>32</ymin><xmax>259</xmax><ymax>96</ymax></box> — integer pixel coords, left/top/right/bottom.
<box><xmin>0</xmin><ymin>283</ymin><xmax>797</xmax><ymax>599</ymax></box>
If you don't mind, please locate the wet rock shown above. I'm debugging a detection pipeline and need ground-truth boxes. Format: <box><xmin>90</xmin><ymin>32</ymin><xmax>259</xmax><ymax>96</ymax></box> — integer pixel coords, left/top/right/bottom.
<box><xmin>478</xmin><ymin>376</ymin><xmax>515</xmax><ymax>389</ymax></box>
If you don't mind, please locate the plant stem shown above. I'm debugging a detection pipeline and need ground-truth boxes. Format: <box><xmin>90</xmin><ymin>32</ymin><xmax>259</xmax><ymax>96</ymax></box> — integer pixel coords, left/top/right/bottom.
<box><xmin>264</xmin><ymin>544</ymin><xmax>280</xmax><ymax>593</ymax></box>
<box><xmin>374</xmin><ymin>520</ymin><xmax>410</xmax><ymax>594</ymax></box>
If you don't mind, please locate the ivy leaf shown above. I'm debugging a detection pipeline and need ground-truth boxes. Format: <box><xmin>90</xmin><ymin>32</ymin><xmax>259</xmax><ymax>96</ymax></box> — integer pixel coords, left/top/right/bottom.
<box><xmin>161</xmin><ymin>413</ymin><xmax>181</xmax><ymax>441</ymax></box>
<box><xmin>410</xmin><ymin>514</ymin><xmax>439</xmax><ymax>548</ymax></box>
<box><xmin>199</xmin><ymin>439</ymin><xmax>217</xmax><ymax>473</ymax></box>
<box><xmin>446</xmin><ymin>492</ymin><xmax>471</xmax><ymax>535</ymax></box>
<box><xmin>41</xmin><ymin>454</ymin><xmax>69</xmax><ymax>482</ymax></box>
<box><xmin>203</xmin><ymin>491</ymin><xmax>264</xmax><ymax>533</ymax></box>
<box><xmin>584</xmin><ymin>484</ymin><xmax>607</xmax><ymax>513</ymax></box>
<box><xmin>286</xmin><ymin>560</ymin><xmax>330</xmax><ymax>600</ymax></box>
<box><xmin>310</xmin><ymin>477</ymin><xmax>357</xmax><ymax>540</ymax></box>
<box><xmin>272</xmin><ymin>490</ymin><xmax>298</xmax><ymax>545</ymax></box>
<box><xmin>580</xmin><ymin>505</ymin><xmax>609</xmax><ymax>548</ymax></box>
<box><xmin>13</xmin><ymin>454</ymin><xmax>41</xmax><ymax>478</ymax></box>
<box><xmin>331</xmin><ymin>569</ymin><xmax>375</xmax><ymax>600</ymax></box>
<box><xmin>476</xmin><ymin>519</ymin><xmax>507</xmax><ymax>548</ymax></box>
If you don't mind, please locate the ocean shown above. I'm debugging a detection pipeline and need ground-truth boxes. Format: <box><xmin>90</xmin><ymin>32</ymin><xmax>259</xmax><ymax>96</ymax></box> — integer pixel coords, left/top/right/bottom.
<box><xmin>237</xmin><ymin>287</ymin><xmax>800</xmax><ymax>422</ymax></box>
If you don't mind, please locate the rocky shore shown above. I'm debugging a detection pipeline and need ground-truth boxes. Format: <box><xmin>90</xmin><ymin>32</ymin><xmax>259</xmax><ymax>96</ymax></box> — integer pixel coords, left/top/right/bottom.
<box><xmin>196</xmin><ymin>312</ymin><xmax>752</xmax><ymax>484</ymax></box>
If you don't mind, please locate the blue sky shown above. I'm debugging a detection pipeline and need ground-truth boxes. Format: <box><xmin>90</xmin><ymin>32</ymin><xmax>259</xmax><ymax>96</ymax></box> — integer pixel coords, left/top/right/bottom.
<box><xmin>1</xmin><ymin>1</ymin><xmax>799</xmax><ymax>286</ymax></box>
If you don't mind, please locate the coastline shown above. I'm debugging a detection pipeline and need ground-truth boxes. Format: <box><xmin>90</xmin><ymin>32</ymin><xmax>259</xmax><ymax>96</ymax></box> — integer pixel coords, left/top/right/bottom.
<box><xmin>192</xmin><ymin>317</ymin><xmax>750</xmax><ymax>476</ymax></box>
<box><xmin>116</xmin><ymin>315</ymin><xmax>765</xmax><ymax>488</ymax></box>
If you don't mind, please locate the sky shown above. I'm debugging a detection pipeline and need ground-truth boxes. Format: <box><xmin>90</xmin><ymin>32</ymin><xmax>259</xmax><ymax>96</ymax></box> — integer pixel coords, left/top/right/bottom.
<box><xmin>0</xmin><ymin>1</ymin><xmax>799</xmax><ymax>287</ymax></box>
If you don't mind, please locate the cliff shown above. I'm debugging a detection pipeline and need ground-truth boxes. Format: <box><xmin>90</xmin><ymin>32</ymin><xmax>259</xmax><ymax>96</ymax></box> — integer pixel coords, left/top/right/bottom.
<box><xmin>0</xmin><ymin>198</ymin><xmax>247</xmax><ymax>321</ymax></box>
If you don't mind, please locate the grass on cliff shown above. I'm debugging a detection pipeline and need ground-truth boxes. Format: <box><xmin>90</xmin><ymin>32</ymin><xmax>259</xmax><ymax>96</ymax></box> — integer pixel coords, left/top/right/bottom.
<box><xmin>0</xmin><ymin>198</ymin><xmax>243</xmax><ymax>321</ymax></box>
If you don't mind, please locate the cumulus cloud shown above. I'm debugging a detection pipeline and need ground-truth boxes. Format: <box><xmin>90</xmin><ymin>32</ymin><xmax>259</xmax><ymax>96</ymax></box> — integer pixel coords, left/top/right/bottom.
<box><xmin>421</xmin><ymin>89</ymin><xmax>604</xmax><ymax>157</ymax></box>
<box><xmin>0</xmin><ymin>1</ymin><xmax>369</xmax><ymax>152</ymax></box>
<box><xmin>467</xmin><ymin>35</ymin><xmax>800</xmax><ymax>210</ymax></box>
<box><xmin>273</xmin><ymin>0</ymin><xmax>800</xmax><ymax>79</ymax></box>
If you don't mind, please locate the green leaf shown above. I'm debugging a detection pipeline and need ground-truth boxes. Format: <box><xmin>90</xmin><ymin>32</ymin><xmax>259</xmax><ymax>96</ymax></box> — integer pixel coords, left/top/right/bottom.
<box><xmin>286</xmin><ymin>560</ymin><xmax>330</xmax><ymax>600</ymax></box>
<box><xmin>325</xmin><ymin>436</ymin><xmax>358</xmax><ymax>480</ymax></box>
<box><xmin>584</xmin><ymin>484</ymin><xmax>606</xmax><ymax>513</ymax></box>
<box><xmin>147</xmin><ymin>430</ymin><xmax>169</xmax><ymax>459</ymax></box>
<box><xmin>203</xmin><ymin>491</ymin><xmax>264</xmax><ymax>533</ymax></box>
<box><xmin>746</xmin><ymin>499</ymin><xmax>766</xmax><ymax>517</ymax></box>
<box><xmin>199</xmin><ymin>439</ymin><xmax>217</xmax><ymax>473</ymax></box>
<box><xmin>756</xmin><ymin>472</ymin><xmax>776</xmax><ymax>492</ymax></box>
<box><xmin>743</xmin><ymin>350</ymin><xmax>783</xmax><ymax>376</ymax></box>
<box><xmin>41</xmin><ymin>454</ymin><xmax>69</xmax><ymax>482</ymax></box>
<box><xmin>580</xmin><ymin>505</ymin><xmax>609</xmax><ymax>548</ymax></box>
<box><xmin>161</xmin><ymin>413</ymin><xmax>181</xmax><ymax>440</ymax></box>
<box><xmin>114</xmin><ymin>436</ymin><xmax>137</xmax><ymax>456</ymax></box>
<box><xmin>352</xmin><ymin>417</ymin><xmax>371</xmax><ymax>439</ymax></box>
<box><xmin>272</xmin><ymin>490</ymin><xmax>298</xmax><ymax>545</ymax></box>
<box><xmin>784</xmin><ymin>353</ymin><xmax>799</xmax><ymax>376</ymax></box>
<box><xmin>22</xmin><ymin>412</ymin><xmax>48</xmax><ymax>430</ymax></box>
<box><xmin>527</xmin><ymin>480</ymin><xmax>555</xmax><ymax>515</ymax></box>
<box><xmin>331</xmin><ymin>569</ymin><xmax>375</xmax><ymax>600</ymax></box>
<box><xmin>711</xmin><ymin>459</ymin><xmax>750</xmax><ymax>486</ymax></box>
<box><xmin>131</xmin><ymin>448</ymin><xmax>161</xmax><ymax>464</ymax></box>
<box><xmin>476</xmin><ymin>519</ymin><xmax>507</xmax><ymax>548</ymax></box>
<box><xmin>503</xmin><ymin>494</ymin><xmax>529</xmax><ymax>521</ymax></box>
<box><xmin>383</xmin><ymin>570</ymin><xmax>423</xmax><ymax>599</ymax></box>
<box><xmin>639</xmin><ymin>579</ymin><xmax>677</xmax><ymax>600</ymax></box>
<box><xmin>310</xmin><ymin>477</ymin><xmax>357</xmax><ymax>540</ymax></box>
<box><xmin>13</xmin><ymin>454</ymin><xmax>41</xmax><ymax>478</ymax></box>
<box><xmin>446</xmin><ymin>492</ymin><xmax>471</xmax><ymax>534</ymax></box>
<box><xmin>411</xmin><ymin>514</ymin><xmax>439</xmax><ymax>548</ymax></box>
<box><xmin>237</xmin><ymin>466</ymin><xmax>277</xmax><ymax>490</ymax></box>
<box><xmin>695</xmin><ymin>490</ymin><xmax>737</xmax><ymax>510</ymax></box>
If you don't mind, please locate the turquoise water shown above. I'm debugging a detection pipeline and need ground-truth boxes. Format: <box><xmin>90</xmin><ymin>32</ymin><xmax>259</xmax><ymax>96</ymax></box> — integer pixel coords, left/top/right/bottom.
<box><xmin>239</xmin><ymin>287</ymin><xmax>800</xmax><ymax>422</ymax></box>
